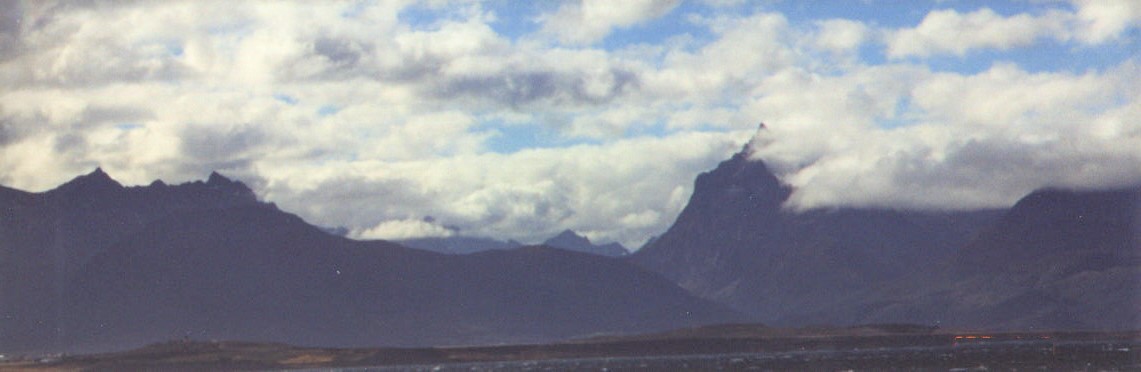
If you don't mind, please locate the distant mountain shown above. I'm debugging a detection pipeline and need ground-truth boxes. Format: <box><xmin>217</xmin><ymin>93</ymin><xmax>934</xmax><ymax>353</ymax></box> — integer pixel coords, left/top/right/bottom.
<box><xmin>396</xmin><ymin>236</ymin><xmax>522</xmax><ymax>254</ymax></box>
<box><xmin>543</xmin><ymin>230</ymin><xmax>629</xmax><ymax>257</ymax></box>
<box><xmin>848</xmin><ymin>186</ymin><xmax>1141</xmax><ymax>330</ymax></box>
<box><xmin>952</xmin><ymin>186</ymin><xmax>1140</xmax><ymax>329</ymax></box>
<box><xmin>955</xmin><ymin>187</ymin><xmax>1139</xmax><ymax>276</ymax></box>
<box><xmin>395</xmin><ymin>229</ymin><xmax>628</xmax><ymax>257</ymax></box>
<box><xmin>0</xmin><ymin>170</ymin><xmax>739</xmax><ymax>354</ymax></box>
<box><xmin>630</xmin><ymin>142</ymin><xmax>1003</xmax><ymax>325</ymax></box>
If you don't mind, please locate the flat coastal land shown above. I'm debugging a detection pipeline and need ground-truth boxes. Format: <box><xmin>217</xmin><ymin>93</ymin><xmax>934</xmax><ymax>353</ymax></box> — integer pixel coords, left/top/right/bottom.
<box><xmin>2</xmin><ymin>326</ymin><xmax>1137</xmax><ymax>371</ymax></box>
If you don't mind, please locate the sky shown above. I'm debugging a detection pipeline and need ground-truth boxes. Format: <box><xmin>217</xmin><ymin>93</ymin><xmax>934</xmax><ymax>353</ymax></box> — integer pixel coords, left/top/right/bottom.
<box><xmin>0</xmin><ymin>0</ymin><xmax>1138</xmax><ymax>249</ymax></box>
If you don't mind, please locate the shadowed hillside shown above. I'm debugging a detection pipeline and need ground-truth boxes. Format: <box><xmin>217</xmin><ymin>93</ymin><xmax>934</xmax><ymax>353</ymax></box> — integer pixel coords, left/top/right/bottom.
<box><xmin>631</xmin><ymin>136</ymin><xmax>1139</xmax><ymax>330</ymax></box>
<box><xmin>0</xmin><ymin>170</ymin><xmax>738</xmax><ymax>354</ymax></box>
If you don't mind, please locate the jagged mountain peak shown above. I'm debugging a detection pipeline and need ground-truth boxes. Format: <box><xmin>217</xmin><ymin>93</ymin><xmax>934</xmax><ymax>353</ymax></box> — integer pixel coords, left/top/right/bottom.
<box><xmin>1</xmin><ymin>172</ymin><xmax>737</xmax><ymax>352</ymax></box>
<box><xmin>633</xmin><ymin>133</ymin><xmax>1138</xmax><ymax>330</ymax></box>
<box><xmin>44</xmin><ymin>168</ymin><xmax>259</xmax><ymax>202</ymax></box>
<box><xmin>52</xmin><ymin>167</ymin><xmax>123</xmax><ymax>194</ymax></box>
<box><xmin>77</xmin><ymin>167</ymin><xmax>117</xmax><ymax>184</ymax></box>
<box><xmin>686</xmin><ymin>142</ymin><xmax>791</xmax><ymax>219</ymax></box>
<box><xmin>206</xmin><ymin>171</ymin><xmax>234</xmax><ymax>185</ymax></box>
<box><xmin>197</xmin><ymin>171</ymin><xmax>258</xmax><ymax>202</ymax></box>
<box><xmin>731</xmin><ymin>121</ymin><xmax>777</xmax><ymax>160</ymax></box>
<box><xmin>22</xmin><ymin>168</ymin><xmax>263</xmax><ymax>212</ymax></box>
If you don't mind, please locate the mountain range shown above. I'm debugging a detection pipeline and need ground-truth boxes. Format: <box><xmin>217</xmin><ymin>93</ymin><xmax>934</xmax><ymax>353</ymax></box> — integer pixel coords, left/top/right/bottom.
<box><xmin>0</xmin><ymin>169</ymin><xmax>733</xmax><ymax>354</ymax></box>
<box><xmin>3</xmin><ymin>138</ymin><xmax>1137</xmax><ymax>354</ymax></box>
<box><xmin>396</xmin><ymin>229</ymin><xmax>628</xmax><ymax>257</ymax></box>
<box><xmin>542</xmin><ymin>230</ymin><xmax>629</xmax><ymax>257</ymax></box>
<box><xmin>631</xmin><ymin>138</ymin><xmax>1139</xmax><ymax>330</ymax></box>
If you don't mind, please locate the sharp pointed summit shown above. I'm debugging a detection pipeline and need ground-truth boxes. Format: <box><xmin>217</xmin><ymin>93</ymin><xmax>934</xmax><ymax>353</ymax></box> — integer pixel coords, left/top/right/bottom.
<box><xmin>631</xmin><ymin>132</ymin><xmax>1010</xmax><ymax>324</ymax></box>
<box><xmin>632</xmin><ymin>130</ymin><xmax>1138</xmax><ymax>330</ymax></box>
<box><xmin>52</xmin><ymin>167</ymin><xmax>123</xmax><ymax>195</ymax></box>
<box><xmin>81</xmin><ymin>167</ymin><xmax>117</xmax><ymax>184</ymax></box>
<box><xmin>206</xmin><ymin>171</ymin><xmax>234</xmax><ymax>186</ymax></box>
<box><xmin>201</xmin><ymin>170</ymin><xmax>258</xmax><ymax>202</ymax></box>
<box><xmin>741</xmin><ymin>121</ymin><xmax>772</xmax><ymax>156</ymax></box>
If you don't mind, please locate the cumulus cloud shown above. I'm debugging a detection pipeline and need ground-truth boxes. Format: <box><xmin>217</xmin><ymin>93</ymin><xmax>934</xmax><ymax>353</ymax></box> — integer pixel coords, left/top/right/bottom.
<box><xmin>0</xmin><ymin>1</ymin><xmax>1137</xmax><ymax>249</ymax></box>
<box><xmin>539</xmin><ymin>0</ymin><xmax>681</xmax><ymax>45</ymax></box>
<box><xmin>750</xmin><ymin>61</ymin><xmax>1141</xmax><ymax>211</ymax></box>
<box><xmin>886</xmin><ymin>8</ymin><xmax>1068</xmax><ymax>58</ymax></box>
<box><xmin>886</xmin><ymin>1</ymin><xmax>1141</xmax><ymax>58</ymax></box>
<box><xmin>355</xmin><ymin>218</ymin><xmax>456</xmax><ymax>240</ymax></box>
<box><xmin>262</xmin><ymin>131</ymin><xmax>745</xmax><ymax>248</ymax></box>
<box><xmin>812</xmin><ymin>19</ymin><xmax>871</xmax><ymax>55</ymax></box>
<box><xmin>1071</xmin><ymin>0</ymin><xmax>1141</xmax><ymax>43</ymax></box>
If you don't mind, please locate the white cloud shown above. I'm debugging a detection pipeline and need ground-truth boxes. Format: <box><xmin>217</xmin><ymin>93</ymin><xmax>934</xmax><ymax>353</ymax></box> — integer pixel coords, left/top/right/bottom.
<box><xmin>261</xmin><ymin>131</ymin><xmax>746</xmax><ymax>248</ymax></box>
<box><xmin>0</xmin><ymin>1</ymin><xmax>1137</xmax><ymax>250</ymax></box>
<box><xmin>539</xmin><ymin>0</ymin><xmax>681</xmax><ymax>45</ymax></box>
<box><xmin>1071</xmin><ymin>0</ymin><xmax>1141</xmax><ymax>43</ymax></box>
<box><xmin>355</xmin><ymin>218</ymin><xmax>456</xmax><ymax>240</ymax></box>
<box><xmin>813</xmin><ymin>19</ymin><xmax>871</xmax><ymax>55</ymax></box>
<box><xmin>750</xmin><ymin>60</ymin><xmax>1141</xmax><ymax>211</ymax></box>
<box><xmin>911</xmin><ymin>62</ymin><xmax>1124</xmax><ymax>129</ymax></box>
<box><xmin>886</xmin><ymin>8</ymin><xmax>1068</xmax><ymax>58</ymax></box>
<box><xmin>886</xmin><ymin>2</ymin><xmax>1141</xmax><ymax>58</ymax></box>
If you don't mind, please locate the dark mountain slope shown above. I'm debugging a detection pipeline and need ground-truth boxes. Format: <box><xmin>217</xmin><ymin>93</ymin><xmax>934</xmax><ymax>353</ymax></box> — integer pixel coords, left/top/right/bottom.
<box><xmin>2</xmin><ymin>170</ymin><xmax>738</xmax><ymax>354</ymax></box>
<box><xmin>1</xmin><ymin>169</ymin><xmax>261</xmax><ymax>352</ymax></box>
<box><xmin>867</xmin><ymin>186</ymin><xmax>1141</xmax><ymax>330</ymax></box>
<box><xmin>631</xmin><ymin>135</ymin><xmax>1138</xmax><ymax>330</ymax></box>
<box><xmin>630</xmin><ymin>142</ymin><xmax>1000</xmax><ymax>323</ymax></box>
<box><xmin>956</xmin><ymin>187</ymin><xmax>1138</xmax><ymax>277</ymax></box>
<box><xmin>64</xmin><ymin>205</ymin><xmax>736</xmax><ymax>353</ymax></box>
<box><xmin>0</xmin><ymin>185</ymin><xmax>45</xmax><ymax>352</ymax></box>
<box><xmin>631</xmin><ymin>145</ymin><xmax>790</xmax><ymax>301</ymax></box>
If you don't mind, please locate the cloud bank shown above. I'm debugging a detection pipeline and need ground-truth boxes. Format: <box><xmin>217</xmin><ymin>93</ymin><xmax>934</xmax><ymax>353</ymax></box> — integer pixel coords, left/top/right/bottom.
<box><xmin>0</xmin><ymin>0</ymin><xmax>1137</xmax><ymax>248</ymax></box>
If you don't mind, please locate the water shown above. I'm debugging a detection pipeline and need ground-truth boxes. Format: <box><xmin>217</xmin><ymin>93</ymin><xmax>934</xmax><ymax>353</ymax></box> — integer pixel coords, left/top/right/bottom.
<box><xmin>288</xmin><ymin>340</ymin><xmax>1139</xmax><ymax>372</ymax></box>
